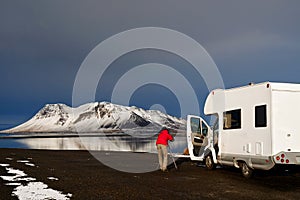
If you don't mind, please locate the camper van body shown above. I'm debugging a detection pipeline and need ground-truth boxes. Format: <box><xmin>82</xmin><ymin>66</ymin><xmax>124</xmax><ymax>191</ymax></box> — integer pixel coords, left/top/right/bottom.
<box><xmin>187</xmin><ymin>82</ymin><xmax>300</xmax><ymax>175</ymax></box>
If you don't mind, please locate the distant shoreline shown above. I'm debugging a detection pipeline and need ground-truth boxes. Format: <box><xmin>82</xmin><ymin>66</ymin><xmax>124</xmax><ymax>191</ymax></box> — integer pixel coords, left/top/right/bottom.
<box><xmin>0</xmin><ymin>132</ymin><xmax>133</xmax><ymax>139</ymax></box>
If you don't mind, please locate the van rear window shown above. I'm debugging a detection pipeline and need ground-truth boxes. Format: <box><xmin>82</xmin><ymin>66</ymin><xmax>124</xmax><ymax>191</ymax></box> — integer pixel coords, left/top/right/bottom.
<box><xmin>255</xmin><ymin>105</ymin><xmax>267</xmax><ymax>127</ymax></box>
<box><xmin>223</xmin><ymin>109</ymin><xmax>241</xmax><ymax>130</ymax></box>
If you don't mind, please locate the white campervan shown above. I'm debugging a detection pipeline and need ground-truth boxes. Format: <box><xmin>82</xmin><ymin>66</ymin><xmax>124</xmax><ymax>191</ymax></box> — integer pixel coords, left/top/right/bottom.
<box><xmin>186</xmin><ymin>82</ymin><xmax>300</xmax><ymax>177</ymax></box>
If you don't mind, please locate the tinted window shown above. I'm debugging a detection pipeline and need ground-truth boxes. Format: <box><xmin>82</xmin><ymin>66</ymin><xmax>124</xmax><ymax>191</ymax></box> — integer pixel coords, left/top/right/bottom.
<box><xmin>190</xmin><ymin>118</ymin><xmax>201</xmax><ymax>134</ymax></box>
<box><xmin>202</xmin><ymin>121</ymin><xmax>208</xmax><ymax>136</ymax></box>
<box><xmin>223</xmin><ymin>109</ymin><xmax>241</xmax><ymax>130</ymax></box>
<box><xmin>255</xmin><ymin>105</ymin><xmax>267</xmax><ymax>127</ymax></box>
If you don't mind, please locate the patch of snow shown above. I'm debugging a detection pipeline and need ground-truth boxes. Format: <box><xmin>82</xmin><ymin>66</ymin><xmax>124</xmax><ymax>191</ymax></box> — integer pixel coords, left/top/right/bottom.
<box><xmin>0</xmin><ymin>163</ymin><xmax>10</xmax><ymax>167</ymax></box>
<box><xmin>47</xmin><ymin>177</ymin><xmax>59</xmax><ymax>181</ymax></box>
<box><xmin>5</xmin><ymin>183</ymin><xmax>22</xmax><ymax>186</ymax></box>
<box><xmin>0</xmin><ymin>167</ymin><xmax>27</xmax><ymax>181</ymax></box>
<box><xmin>12</xmin><ymin>182</ymin><xmax>72</xmax><ymax>200</ymax></box>
<box><xmin>25</xmin><ymin>163</ymin><xmax>35</xmax><ymax>167</ymax></box>
<box><xmin>16</xmin><ymin>177</ymin><xmax>37</xmax><ymax>181</ymax></box>
<box><xmin>6</xmin><ymin>157</ymin><xmax>13</xmax><ymax>161</ymax></box>
<box><xmin>0</xmin><ymin>167</ymin><xmax>36</xmax><ymax>182</ymax></box>
<box><xmin>17</xmin><ymin>160</ymin><xmax>30</xmax><ymax>163</ymax></box>
<box><xmin>0</xmin><ymin>166</ymin><xmax>72</xmax><ymax>200</ymax></box>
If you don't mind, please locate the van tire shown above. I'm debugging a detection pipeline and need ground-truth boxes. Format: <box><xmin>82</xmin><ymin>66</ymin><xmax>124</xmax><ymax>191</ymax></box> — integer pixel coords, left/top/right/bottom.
<box><xmin>205</xmin><ymin>154</ymin><xmax>216</xmax><ymax>170</ymax></box>
<box><xmin>241</xmin><ymin>162</ymin><xmax>253</xmax><ymax>179</ymax></box>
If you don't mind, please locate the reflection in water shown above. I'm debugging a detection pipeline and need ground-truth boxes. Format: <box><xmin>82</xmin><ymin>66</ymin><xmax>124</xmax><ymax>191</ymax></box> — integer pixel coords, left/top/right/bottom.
<box><xmin>0</xmin><ymin>133</ymin><xmax>187</xmax><ymax>154</ymax></box>
<box><xmin>0</xmin><ymin>133</ymin><xmax>188</xmax><ymax>173</ymax></box>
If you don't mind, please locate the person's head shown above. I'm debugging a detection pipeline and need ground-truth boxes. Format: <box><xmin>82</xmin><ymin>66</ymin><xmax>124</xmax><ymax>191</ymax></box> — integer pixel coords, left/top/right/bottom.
<box><xmin>161</xmin><ymin>126</ymin><xmax>169</xmax><ymax>132</ymax></box>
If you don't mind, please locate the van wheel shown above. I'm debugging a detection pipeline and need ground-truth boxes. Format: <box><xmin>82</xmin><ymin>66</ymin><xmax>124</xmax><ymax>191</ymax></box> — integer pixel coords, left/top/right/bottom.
<box><xmin>241</xmin><ymin>162</ymin><xmax>253</xmax><ymax>178</ymax></box>
<box><xmin>205</xmin><ymin>154</ymin><xmax>216</xmax><ymax>170</ymax></box>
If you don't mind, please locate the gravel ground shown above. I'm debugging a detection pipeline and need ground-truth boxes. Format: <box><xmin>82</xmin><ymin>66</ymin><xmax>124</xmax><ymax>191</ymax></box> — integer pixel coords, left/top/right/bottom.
<box><xmin>1</xmin><ymin>148</ymin><xmax>300</xmax><ymax>200</ymax></box>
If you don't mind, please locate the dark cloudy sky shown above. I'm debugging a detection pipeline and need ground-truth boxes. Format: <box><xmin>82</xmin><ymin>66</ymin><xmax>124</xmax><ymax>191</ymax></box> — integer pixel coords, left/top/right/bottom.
<box><xmin>1</xmin><ymin>0</ymin><xmax>300</xmax><ymax>129</ymax></box>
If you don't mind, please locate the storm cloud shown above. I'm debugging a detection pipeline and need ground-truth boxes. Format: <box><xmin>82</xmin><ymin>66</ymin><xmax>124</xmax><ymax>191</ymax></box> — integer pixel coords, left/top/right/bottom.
<box><xmin>1</xmin><ymin>0</ymin><xmax>300</xmax><ymax>127</ymax></box>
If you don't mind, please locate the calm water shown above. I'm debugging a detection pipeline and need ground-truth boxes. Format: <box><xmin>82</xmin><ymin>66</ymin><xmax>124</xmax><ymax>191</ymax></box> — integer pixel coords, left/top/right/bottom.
<box><xmin>0</xmin><ymin>132</ymin><xmax>187</xmax><ymax>153</ymax></box>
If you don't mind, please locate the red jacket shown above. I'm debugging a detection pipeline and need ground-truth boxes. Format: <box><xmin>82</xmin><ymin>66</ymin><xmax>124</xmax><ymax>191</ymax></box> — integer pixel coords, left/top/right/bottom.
<box><xmin>156</xmin><ymin>129</ymin><xmax>173</xmax><ymax>146</ymax></box>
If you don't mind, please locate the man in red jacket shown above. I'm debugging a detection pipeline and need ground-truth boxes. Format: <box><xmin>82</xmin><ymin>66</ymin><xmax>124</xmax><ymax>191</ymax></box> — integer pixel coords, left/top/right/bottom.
<box><xmin>156</xmin><ymin>127</ymin><xmax>174</xmax><ymax>172</ymax></box>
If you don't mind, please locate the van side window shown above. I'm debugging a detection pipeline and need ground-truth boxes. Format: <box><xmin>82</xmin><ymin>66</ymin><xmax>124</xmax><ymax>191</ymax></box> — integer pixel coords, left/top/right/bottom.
<box><xmin>190</xmin><ymin>118</ymin><xmax>201</xmax><ymax>134</ymax></box>
<box><xmin>202</xmin><ymin>121</ymin><xmax>208</xmax><ymax>136</ymax></box>
<box><xmin>223</xmin><ymin>109</ymin><xmax>241</xmax><ymax>129</ymax></box>
<box><xmin>255</xmin><ymin>105</ymin><xmax>267</xmax><ymax>127</ymax></box>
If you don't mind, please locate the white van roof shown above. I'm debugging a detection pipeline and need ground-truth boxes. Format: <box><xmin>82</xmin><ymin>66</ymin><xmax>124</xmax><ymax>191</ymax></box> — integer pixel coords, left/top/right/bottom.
<box><xmin>204</xmin><ymin>82</ymin><xmax>300</xmax><ymax>115</ymax></box>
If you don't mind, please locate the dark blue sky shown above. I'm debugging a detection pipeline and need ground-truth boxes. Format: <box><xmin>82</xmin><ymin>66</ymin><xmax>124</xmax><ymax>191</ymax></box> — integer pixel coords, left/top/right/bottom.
<box><xmin>1</xmin><ymin>0</ymin><xmax>300</xmax><ymax>129</ymax></box>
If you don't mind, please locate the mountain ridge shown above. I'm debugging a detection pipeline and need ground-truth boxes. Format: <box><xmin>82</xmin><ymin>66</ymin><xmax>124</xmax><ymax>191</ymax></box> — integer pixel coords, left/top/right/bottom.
<box><xmin>1</xmin><ymin>102</ymin><xmax>186</xmax><ymax>133</ymax></box>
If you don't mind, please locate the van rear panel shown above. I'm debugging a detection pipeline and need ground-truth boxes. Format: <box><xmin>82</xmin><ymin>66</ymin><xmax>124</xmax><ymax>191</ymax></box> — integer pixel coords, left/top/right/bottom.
<box><xmin>272</xmin><ymin>90</ymin><xmax>300</xmax><ymax>156</ymax></box>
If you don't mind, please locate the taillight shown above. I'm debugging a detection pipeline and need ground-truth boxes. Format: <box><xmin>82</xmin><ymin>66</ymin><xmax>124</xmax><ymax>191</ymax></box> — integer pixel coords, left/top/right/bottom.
<box><xmin>276</xmin><ymin>156</ymin><xmax>280</xmax><ymax>161</ymax></box>
<box><xmin>275</xmin><ymin>153</ymin><xmax>291</xmax><ymax>164</ymax></box>
<box><xmin>286</xmin><ymin>159</ymin><xmax>290</xmax><ymax>164</ymax></box>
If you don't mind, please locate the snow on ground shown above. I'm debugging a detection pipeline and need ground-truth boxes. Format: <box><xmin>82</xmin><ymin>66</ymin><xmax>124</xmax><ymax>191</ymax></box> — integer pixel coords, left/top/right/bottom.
<box><xmin>5</xmin><ymin>183</ymin><xmax>22</xmax><ymax>186</ymax></box>
<box><xmin>0</xmin><ymin>167</ymin><xmax>28</xmax><ymax>181</ymax></box>
<box><xmin>47</xmin><ymin>177</ymin><xmax>59</xmax><ymax>181</ymax></box>
<box><xmin>0</xmin><ymin>164</ymin><xmax>72</xmax><ymax>200</ymax></box>
<box><xmin>17</xmin><ymin>160</ymin><xmax>36</xmax><ymax>167</ymax></box>
<box><xmin>0</xmin><ymin>167</ymin><xmax>36</xmax><ymax>182</ymax></box>
<box><xmin>25</xmin><ymin>163</ymin><xmax>35</xmax><ymax>167</ymax></box>
<box><xmin>17</xmin><ymin>160</ymin><xmax>30</xmax><ymax>163</ymax></box>
<box><xmin>12</xmin><ymin>182</ymin><xmax>72</xmax><ymax>200</ymax></box>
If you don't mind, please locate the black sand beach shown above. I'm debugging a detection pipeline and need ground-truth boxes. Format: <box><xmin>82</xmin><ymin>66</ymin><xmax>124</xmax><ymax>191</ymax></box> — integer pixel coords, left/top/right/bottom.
<box><xmin>1</xmin><ymin>148</ymin><xmax>300</xmax><ymax>200</ymax></box>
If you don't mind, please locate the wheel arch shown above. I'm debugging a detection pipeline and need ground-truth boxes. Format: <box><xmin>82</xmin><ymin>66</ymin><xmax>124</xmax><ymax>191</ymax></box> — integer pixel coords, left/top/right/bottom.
<box><xmin>234</xmin><ymin>158</ymin><xmax>254</xmax><ymax>169</ymax></box>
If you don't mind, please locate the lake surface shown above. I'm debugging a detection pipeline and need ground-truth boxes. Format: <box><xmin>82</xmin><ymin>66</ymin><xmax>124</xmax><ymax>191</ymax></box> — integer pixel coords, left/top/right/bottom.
<box><xmin>0</xmin><ymin>132</ymin><xmax>187</xmax><ymax>154</ymax></box>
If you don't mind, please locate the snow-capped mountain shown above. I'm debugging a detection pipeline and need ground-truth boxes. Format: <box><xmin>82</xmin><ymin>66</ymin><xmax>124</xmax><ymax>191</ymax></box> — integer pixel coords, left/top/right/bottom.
<box><xmin>1</xmin><ymin>102</ymin><xmax>186</xmax><ymax>133</ymax></box>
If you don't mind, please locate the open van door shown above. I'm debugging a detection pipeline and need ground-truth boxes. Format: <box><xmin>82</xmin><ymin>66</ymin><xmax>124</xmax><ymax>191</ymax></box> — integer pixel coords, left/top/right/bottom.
<box><xmin>187</xmin><ymin>115</ymin><xmax>212</xmax><ymax>161</ymax></box>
